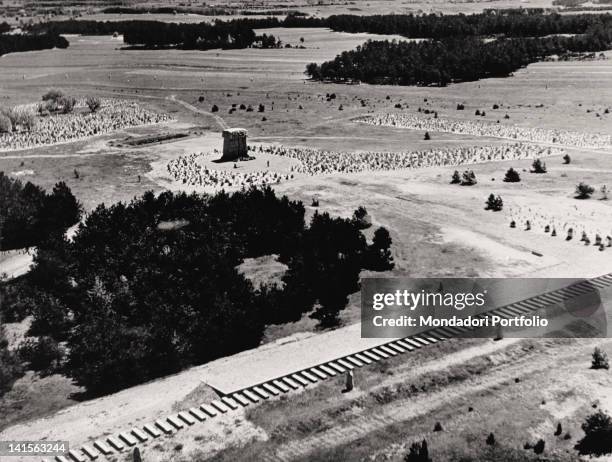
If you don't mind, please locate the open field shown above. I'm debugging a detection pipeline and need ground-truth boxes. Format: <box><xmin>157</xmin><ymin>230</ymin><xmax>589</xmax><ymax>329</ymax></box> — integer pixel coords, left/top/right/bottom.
<box><xmin>1</xmin><ymin>12</ymin><xmax>612</xmax><ymax>462</ymax></box>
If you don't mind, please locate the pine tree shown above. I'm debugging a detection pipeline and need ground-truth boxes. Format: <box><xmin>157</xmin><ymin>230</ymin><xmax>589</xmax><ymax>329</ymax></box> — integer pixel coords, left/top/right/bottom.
<box><xmin>504</xmin><ymin>167</ymin><xmax>521</xmax><ymax>182</ymax></box>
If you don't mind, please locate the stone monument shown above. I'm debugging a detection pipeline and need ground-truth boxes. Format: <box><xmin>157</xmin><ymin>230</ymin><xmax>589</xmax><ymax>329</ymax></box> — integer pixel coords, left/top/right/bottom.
<box><xmin>221</xmin><ymin>128</ymin><xmax>248</xmax><ymax>161</ymax></box>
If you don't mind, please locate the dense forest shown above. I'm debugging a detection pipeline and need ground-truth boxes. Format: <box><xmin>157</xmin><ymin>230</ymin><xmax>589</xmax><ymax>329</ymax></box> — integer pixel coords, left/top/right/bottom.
<box><xmin>0</xmin><ymin>173</ymin><xmax>82</xmax><ymax>250</ymax></box>
<box><xmin>306</xmin><ymin>24</ymin><xmax>612</xmax><ymax>86</ymax></box>
<box><xmin>22</xmin><ymin>11</ymin><xmax>612</xmax><ymax>52</ymax></box>
<box><xmin>0</xmin><ymin>32</ymin><xmax>68</xmax><ymax>57</ymax></box>
<box><xmin>2</xmin><ymin>187</ymin><xmax>393</xmax><ymax>395</ymax></box>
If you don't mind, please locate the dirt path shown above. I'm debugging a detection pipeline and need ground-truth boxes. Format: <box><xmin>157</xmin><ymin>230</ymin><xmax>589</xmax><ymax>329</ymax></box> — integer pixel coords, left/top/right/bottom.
<box><xmin>167</xmin><ymin>94</ymin><xmax>228</xmax><ymax>130</ymax></box>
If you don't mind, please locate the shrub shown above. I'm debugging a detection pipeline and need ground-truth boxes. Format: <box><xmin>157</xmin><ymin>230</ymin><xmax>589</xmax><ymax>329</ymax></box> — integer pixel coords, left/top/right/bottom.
<box><xmin>42</xmin><ymin>89</ymin><xmax>64</xmax><ymax>102</ymax></box>
<box><xmin>577</xmin><ymin>411</ymin><xmax>612</xmax><ymax>456</ymax></box>
<box><xmin>450</xmin><ymin>170</ymin><xmax>461</xmax><ymax>184</ymax></box>
<box><xmin>0</xmin><ymin>112</ymin><xmax>12</xmax><ymax>133</ymax></box>
<box><xmin>576</xmin><ymin>182</ymin><xmax>595</xmax><ymax>199</ymax></box>
<box><xmin>531</xmin><ymin>158</ymin><xmax>547</xmax><ymax>174</ymax></box>
<box><xmin>457</xmin><ymin>103</ymin><xmax>465</xmax><ymax>110</ymax></box>
<box><xmin>433</xmin><ymin>421</ymin><xmax>443</xmax><ymax>431</ymax></box>
<box><xmin>461</xmin><ymin>170</ymin><xmax>477</xmax><ymax>186</ymax></box>
<box><xmin>485</xmin><ymin>194</ymin><xmax>503</xmax><ymax>211</ymax></box>
<box><xmin>404</xmin><ymin>439</ymin><xmax>431</xmax><ymax>462</ymax></box>
<box><xmin>600</xmin><ymin>185</ymin><xmax>609</xmax><ymax>200</ymax></box>
<box><xmin>211</xmin><ymin>104</ymin><xmax>219</xmax><ymax>113</ymax></box>
<box><xmin>493</xmin><ymin>104</ymin><xmax>499</xmax><ymax>109</ymax></box>
<box><xmin>86</xmin><ymin>96</ymin><xmax>102</xmax><ymax>113</ymax></box>
<box><xmin>475</xmin><ymin>109</ymin><xmax>481</xmax><ymax>116</ymax></box>
<box><xmin>563</xmin><ymin>153</ymin><xmax>571</xmax><ymax>164</ymax></box>
<box><xmin>258</xmin><ymin>103</ymin><xmax>265</xmax><ymax>112</ymax></box>
<box><xmin>198</xmin><ymin>96</ymin><xmax>204</xmax><ymax>103</ymax></box>
<box><xmin>591</xmin><ymin>347</ymin><xmax>609</xmax><ymax>370</ymax></box>
<box><xmin>504</xmin><ymin>167</ymin><xmax>521</xmax><ymax>183</ymax></box>
<box><xmin>555</xmin><ymin>422</ymin><xmax>563</xmax><ymax>436</ymax></box>
<box><xmin>486</xmin><ymin>433</ymin><xmax>495</xmax><ymax>445</ymax></box>
<box><xmin>533</xmin><ymin>439</ymin><xmax>545</xmax><ymax>454</ymax></box>
<box><xmin>59</xmin><ymin>95</ymin><xmax>76</xmax><ymax>114</ymax></box>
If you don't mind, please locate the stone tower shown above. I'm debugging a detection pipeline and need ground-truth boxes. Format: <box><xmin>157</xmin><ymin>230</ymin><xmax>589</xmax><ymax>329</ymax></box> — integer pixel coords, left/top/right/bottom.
<box><xmin>221</xmin><ymin>128</ymin><xmax>248</xmax><ymax>161</ymax></box>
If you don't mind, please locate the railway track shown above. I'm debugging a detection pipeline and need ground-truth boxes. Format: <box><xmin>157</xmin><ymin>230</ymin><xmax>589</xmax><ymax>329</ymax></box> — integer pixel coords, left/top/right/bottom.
<box><xmin>49</xmin><ymin>273</ymin><xmax>612</xmax><ymax>462</ymax></box>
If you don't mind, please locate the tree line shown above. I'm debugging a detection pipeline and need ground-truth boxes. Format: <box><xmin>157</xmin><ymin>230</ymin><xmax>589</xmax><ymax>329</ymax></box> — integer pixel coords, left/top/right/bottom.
<box><xmin>2</xmin><ymin>187</ymin><xmax>393</xmax><ymax>395</ymax></box>
<box><xmin>26</xmin><ymin>19</ymin><xmax>280</xmax><ymax>50</ymax></box>
<box><xmin>0</xmin><ymin>32</ymin><xmax>68</xmax><ymax>57</ymax></box>
<box><xmin>0</xmin><ymin>173</ymin><xmax>82</xmax><ymax>250</ymax></box>
<box><xmin>305</xmin><ymin>25</ymin><xmax>612</xmax><ymax>86</ymax></box>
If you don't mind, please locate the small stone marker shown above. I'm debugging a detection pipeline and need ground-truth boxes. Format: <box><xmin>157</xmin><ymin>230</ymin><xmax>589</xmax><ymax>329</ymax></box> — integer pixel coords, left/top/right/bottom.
<box><xmin>345</xmin><ymin>371</ymin><xmax>354</xmax><ymax>392</ymax></box>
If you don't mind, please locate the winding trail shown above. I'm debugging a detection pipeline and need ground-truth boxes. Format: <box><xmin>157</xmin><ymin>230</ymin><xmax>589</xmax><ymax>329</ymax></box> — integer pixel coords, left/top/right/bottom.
<box><xmin>166</xmin><ymin>94</ymin><xmax>229</xmax><ymax>130</ymax></box>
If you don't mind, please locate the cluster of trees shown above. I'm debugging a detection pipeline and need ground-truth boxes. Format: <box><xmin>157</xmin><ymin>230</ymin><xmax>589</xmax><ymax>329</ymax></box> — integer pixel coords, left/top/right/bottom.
<box><xmin>314</xmin><ymin>11</ymin><xmax>612</xmax><ymax>38</ymax></box>
<box><xmin>161</xmin><ymin>11</ymin><xmax>612</xmax><ymax>40</ymax></box>
<box><xmin>0</xmin><ymin>32</ymin><xmax>68</xmax><ymax>57</ymax></box>
<box><xmin>0</xmin><ymin>173</ymin><xmax>82</xmax><ymax>250</ymax></box>
<box><xmin>0</xmin><ymin>106</ymin><xmax>36</xmax><ymax>134</ymax></box>
<box><xmin>5</xmin><ymin>187</ymin><xmax>392</xmax><ymax>395</ymax></box>
<box><xmin>28</xmin><ymin>19</ymin><xmax>279</xmax><ymax>50</ymax></box>
<box><xmin>451</xmin><ymin>170</ymin><xmax>477</xmax><ymax>185</ymax></box>
<box><xmin>306</xmin><ymin>26</ymin><xmax>612</xmax><ymax>86</ymax></box>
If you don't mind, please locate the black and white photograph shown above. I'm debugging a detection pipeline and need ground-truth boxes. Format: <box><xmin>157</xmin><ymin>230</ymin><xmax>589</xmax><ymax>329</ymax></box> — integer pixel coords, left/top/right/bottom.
<box><xmin>0</xmin><ymin>0</ymin><xmax>611</xmax><ymax>460</ymax></box>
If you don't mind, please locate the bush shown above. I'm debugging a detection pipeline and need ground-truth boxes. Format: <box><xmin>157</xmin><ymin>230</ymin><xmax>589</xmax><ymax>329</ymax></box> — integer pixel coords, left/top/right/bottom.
<box><xmin>0</xmin><ymin>112</ymin><xmax>12</xmax><ymax>133</ymax></box>
<box><xmin>486</xmin><ymin>433</ymin><xmax>496</xmax><ymax>445</ymax></box>
<box><xmin>86</xmin><ymin>96</ymin><xmax>102</xmax><ymax>113</ymax></box>
<box><xmin>461</xmin><ymin>170</ymin><xmax>477</xmax><ymax>186</ymax></box>
<box><xmin>577</xmin><ymin>411</ymin><xmax>612</xmax><ymax>456</ymax></box>
<box><xmin>591</xmin><ymin>347</ymin><xmax>609</xmax><ymax>370</ymax></box>
<box><xmin>576</xmin><ymin>182</ymin><xmax>595</xmax><ymax>199</ymax></box>
<box><xmin>485</xmin><ymin>194</ymin><xmax>503</xmax><ymax>211</ymax></box>
<box><xmin>555</xmin><ymin>422</ymin><xmax>563</xmax><ymax>436</ymax></box>
<box><xmin>533</xmin><ymin>439</ymin><xmax>545</xmax><ymax>454</ymax></box>
<box><xmin>563</xmin><ymin>153</ymin><xmax>571</xmax><ymax>164</ymax></box>
<box><xmin>258</xmin><ymin>103</ymin><xmax>265</xmax><ymax>112</ymax></box>
<box><xmin>450</xmin><ymin>170</ymin><xmax>461</xmax><ymax>184</ymax></box>
<box><xmin>457</xmin><ymin>103</ymin><xmax>465</xmax><ymax>110</ymax></box>
<box><xmin>198</xmin><ymin>96</ymin><xmax>204</xmax><ymax>103</ymax></box>
<box><xmin>42</xmin><ymin>89</ymin><xmax>64</xmax><ymax>102</ymax></box>
<box><xmin>504</xmin><ymin>167</ymin><xmax>520</xmax><ymax>183</ymax></box>
<box><xmin>59</xmin><ymin>95</ymin><xmax>76</xmax><ymax>114</ymax></box>
<box><xmin>531</xmin><ymin>158</ymin><xmax>547</xmax><ymax>174</ymax></box>
<box><xmin>423</xmin><ymin>131</ymin><xmax>431</xmax><ymax>140</ymax></box>
<box><xmin>404</xmin><ymin>439</ymin><xmax>431</xmax><ymax>462</ymax></box>
<box><xmin>433</xmin><ymin>421</ymin><xmax>443</xmax><ymax>431</ymax></box>
<box><xmin>211</xmin><ymin>104</ymin><xmax>219</xmax><ymax>113</ymax></box>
